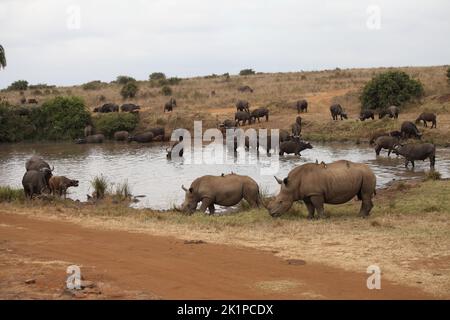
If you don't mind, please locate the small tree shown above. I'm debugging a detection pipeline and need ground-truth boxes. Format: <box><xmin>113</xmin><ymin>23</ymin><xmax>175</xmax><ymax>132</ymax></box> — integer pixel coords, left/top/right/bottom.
<box><xmin>120</xmin><ymin>82</ymin><xmax>139</xmax><ymax>99</ymax></box>
<box><xmin>8</xmin><ymin>80</ymin><xmax>28</xmax><ymax>91</ymax></box>
<box><xmin>161</xmin><ymin>86</ymin><xmax>172</xmax><ymax>96</ymax></box>
<box><xmin>360</xmin><ymin>71</ymin><xmax>424</xmax><ymax>110</ymax></box>
<box><xmin>149</xmin><ymin>72</ymin><xmax>166</xmax><ymax>81</ymax></box>
<box><xmin>116</xmin><ymin>75</ymin><xmax>136</xmax><ymax>85</ymax></box>
<box><xmin>0</xmin><ymin>45</ymin><xmax>6</xmax><ymax>69</ymax></box>
<box><xmin>239</xmin><ymin>69</ymin><xmax>256</xmax><ymax>76</ymax></box>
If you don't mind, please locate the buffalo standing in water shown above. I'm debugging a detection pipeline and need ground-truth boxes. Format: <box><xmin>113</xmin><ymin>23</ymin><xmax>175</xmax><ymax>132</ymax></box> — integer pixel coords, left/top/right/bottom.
<box><xmin>180</xmin><ymin>174</ymin><xmax>261</xmax><ymax>214</ymax></box>
<box><xmin>393</xmin><ymin>143</ymin><xmax>436</xmax><ymax>169</ymax></box>
<box><xmin>268</xmin><ymin>160</ymin><xmax>376</xmax><ymax>218</ymax></box>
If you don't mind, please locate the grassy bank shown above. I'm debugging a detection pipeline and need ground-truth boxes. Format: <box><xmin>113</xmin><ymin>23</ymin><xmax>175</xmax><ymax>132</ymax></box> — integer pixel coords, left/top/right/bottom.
<box><xmin>2</xmin><ymin>179</ymin><xmax>449</xmax><ymax>297</ymax></box>
<box><xmin>2</xmin><ymin>65</ymin><xmax>450</xmax><ymax>145</ymax></box>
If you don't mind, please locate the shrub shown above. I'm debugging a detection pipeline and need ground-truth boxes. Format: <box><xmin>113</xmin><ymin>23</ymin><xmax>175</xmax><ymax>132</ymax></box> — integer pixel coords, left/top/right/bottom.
<box><xmin>90</xmin><ymin>175</ymin><xmax>108</xmax><ymax>199</ymax></box>
<box><xmin>92</xmin><ymin>113</ymin><xmax>138</xmax><ymax>138</ymax></box>
<box><xmin>161</xmin><ymin>85</ymin><xmax>173</xmax><ymax>96</ymax></box>
<box><xmin>32</xmin><ymin>96</ymin><xmax>91</xmax><ymax>140</ymax></box>
<box><xmin>8</xmin><ymin>80</ymin><xmax>28</xmax><ymax>91</ymax></box>
<box><xmin>120</xmin><ymin>81</ymin><xmax>139</xmax><ymax>99</ymax></box>
<box><xmin>82</xmin><ymin>80</ymin><xmax>106</xmax><ymax>90</ymax></box>
<box><xmin>116</xmin><ymin>75</ymin><xmax>136</xmax><ymax>85</ymax></box>
<box><xmin>447</xmin><ymin>67</ymin><xmax>450</xmax><ymax>83</ymax></box>
<box><xmin>167</xmin><ymin>77</ymin><xmax>182</xmax><ymax>85</ymax></box>
<box><xmin>113</xmin><ymin>180</ymin><xmax>132</xmax><ymax>201</ymax></box>
<box><xmin>149</xmin><ymin>72</ymin><xmax>166</xmax><ymax>81</ymax></box>
<box><xmin>425</xmin><ymin>170</ymin><xmax>441</xmax><ymax>181</ymax></box>
<box><xmin>0</xmin><ymin>186</ymin><xmax>25</xmax><ymax>202</ymax></box>
<box><xmin>0</xmin><ymin>102</ymin><xmax>35</xmax><ymax>142</ymax></box>
<box><xmin>360</xmin><ymin>71</ymin><xmax>424</xmax><ymax>111</ymax></box>
<box><xmin>28</xmin><ymin>83</ymin><xmax>55</xmax><ymax>90</ymax></box>
<box><xmin>239</xmin><ymin>69</ymin><xmax>256</xmax><ymax>76</ymax></box>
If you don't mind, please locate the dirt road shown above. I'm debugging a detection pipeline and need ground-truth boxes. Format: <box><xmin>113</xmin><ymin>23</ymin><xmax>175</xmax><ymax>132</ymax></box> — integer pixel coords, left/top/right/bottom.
<box><xmin>0</xmin><ymin>212</ymin><xmax>432</xmax><ymax>299</ymax></box>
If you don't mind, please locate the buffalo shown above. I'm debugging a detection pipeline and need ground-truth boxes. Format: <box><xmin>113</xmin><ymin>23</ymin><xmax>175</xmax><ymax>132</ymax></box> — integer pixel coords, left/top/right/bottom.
<box><xmin>235</xmin><ymin>111</ymin><xmax>253</xmax><ymax>126</ymax></box>
<box><xmin>180</xmin><ymin>174</ymin><xmax>261</xmax><ymax>214</ymax></box>
<box><xmin>415</xmin><ymin>112</ymin><xmax>437</xmax><ymax>128</ymax></box>
<box><xmin>279</xmin><ymin>138</ymin><xmax>313</xmax><ymax>156</ymax></box>
<box><xmin>330</xmin><ymin>104</ymin><xmax>347</xmax><ymax>120</ymax></box>
<box><xmin>25</xmin><ymin>156</ymin><xmax>53</xmax><ymax>172</ymax></box>
<box><xmin>121</xmin><ymin>104</ymin><xmax>141</xmax><ymax>113</ymax></box>
<box><xmin>401</xmin><ymin>121</ymin><xmax>422</xmax><ymax>139</ymax></box>
<box><xmin>291</xmin><ymin>116</ymin><xmax>302</xmax><ymax>137</ymax></box>
<box><xmin>128</xmin><ymin>132</ymin><xmax>154</xmax><ymax>143</ymax></box>
<box><xmin>76</xmin><ymin>134</ymin><xmax>105</xmax><ymax>144</ymax></box>
<box><xmin>379</xmin><ymin>106</ymin><xmax>399</xmax><ymax>119</ymax></box>
<box><xmin>49</xmin><ymin>176</ymin><xmax>79</xmax><ymax>199</ymax></box>
<box><xmin>84</xmin><ymin>125</ymin><xmax>94</xmax><ymax>137</ymax></box>
<box><xmin>251</xmin><ymin>108</ymin><xmax>269</xmax><ymax>122</ymax></box>
<box><xmin>27</xmin><ymin>98</ymin><xmax>38</xmax><ymax>104</ymax></box>
<box><xmin>114</xmin><ymin>131</ymin><xmax>129</xmax><ymax>141</ymax></box>
<box><xmin>94</xmin><ymin>103</ymin><xmax>119</xmax><ymax>113</ymax></box>
<box><xmin>393</xmin><ymin>143</ymin><xmax>436</xmax><ymax>169</ymax></box>
<box><xmin>22</xmin><ymin>168</ymin><xmax>53</xmax><ymax>199</ymax></box>
<box><xmin>164</xmin><ymin>98</ymin><xmax>176</xmax><ymax>112</ymax></box>
<box><xmin>374</xmin><ymin>136</ymin><xmax>399</xmax><ymax>156</ymax></box>
<box><xmin>360</xmin><ymin>110</ymin><xmax>375</xmax><ymax>121</ymax></box>
<box><xmin>237</xmin><ymin>85</ymin><xmax>253</xmax><ymax>93</ymax></box>
<box><xmin>236</xmin><ymin>100</ymin><xmax>250</xmax><ymax>113</ymax></box>
<box><xmin>296</xmin><ymin>100</ymin><xmax>308</xmax><ymax>113</ymax></box>
<box><xmin>268</xmin><ymin>160</ymin><xmax>376</xmax><ymax>218</ymax></box>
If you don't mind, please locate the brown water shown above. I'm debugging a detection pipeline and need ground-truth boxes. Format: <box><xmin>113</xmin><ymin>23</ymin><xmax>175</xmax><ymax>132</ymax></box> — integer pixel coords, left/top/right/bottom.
<box><xmin>0</xmin><ymin>141</ymin><xmax>448</xmax><ymax>210</ymax></box>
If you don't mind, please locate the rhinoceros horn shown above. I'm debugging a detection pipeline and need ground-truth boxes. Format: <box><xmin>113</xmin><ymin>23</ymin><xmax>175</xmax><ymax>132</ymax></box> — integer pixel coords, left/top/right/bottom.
<box><xmin>274</xmin><ymin>176</ymin><xmax>283</xmax><ymax>185</ymax></box>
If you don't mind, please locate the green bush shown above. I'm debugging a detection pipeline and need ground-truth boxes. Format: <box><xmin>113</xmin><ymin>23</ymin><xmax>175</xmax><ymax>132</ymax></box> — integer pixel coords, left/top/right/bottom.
<box><xmin>0</xmin><ymin>186</ymin><xmax>25</xmax><ymax>202</ymax></box>
<box><xmin>167</xmin><ymin>77</ymin><xmax>182</xmax><ymax>85</ymax></box>
<box><xmin>90</xmin><ymin>175</ymin><xmax>109</xmax><ymax>199</ymax></box>
<box><xmin>0</xmin><ymin>102</ymin><xmax>34</xmax><ymax>142</ymax></box>
<box><xmin>28</xmin><ymin>83</ymin><xmax>55</xmax><ymax>90</ymax></box>
<box><xmin>239</xmin><ymin>69</ymin><xmax>256</xmax><ymax>76</ymax></box>
<box><xmin>93</xmin><ymin>113</ymin><xmax>138</xmax><ymax>138</ymax></box>
<box><xmin>120</xmin><ymin>81</ymin><xmax>139</xmax><ymax>99</ymax></box>
<box><xmin>116</xmin><ymin>75</ymin><xmax>136</xmax><ymax>85</ymax></box>
<box><xmin>82</xmin><ymin>80</ymin><xmax>106</xmax><ymax>90</ymax></box>
<box><xmin>149</xmin><ymin>72</ymin><xmax>166</xmax><ymax>81</ymax></box>
<box><xmin>161</xmin><ymin>85</ymin><xmax>173</xmax><ymax>96</ymax></box>
<box><xmin>447</xmin><ymin>67</ymin><xmax>450</xmax><ymax>83</ymax></box>
<box><xmin>8</xmin><ymin>80</ymin><xmax>28</xmax><ymax>91</ymax></box>
<box><xmin>32</xmin><ymin>96</ymin><xmax>91</xmax><ymax>140</ymax></box>
<box><xmin>360</xmin><ymin>71</ymin><xmax>424</xmax><ymax>110</ymax></box>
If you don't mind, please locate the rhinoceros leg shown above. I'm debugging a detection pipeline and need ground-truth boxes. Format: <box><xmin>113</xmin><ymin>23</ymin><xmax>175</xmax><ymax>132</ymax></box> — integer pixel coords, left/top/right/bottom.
<box><xmin>303</xmin><ymin>199</ymin><xmax>315</xmax><ymax>219</ymax></box>
<box><xmin>359</xmin><ymin>196</ymin><xmax>374</xmax><ymax>218</ymax></box>
<box><xmin>199</xmin><ymin>197</ymin><xmax>214</xmax><ymax>214</ymax></box>
<box><xmin>310</xmin><ymin>195</ymin><xmax>325</xmax><ymax>219</ymax></box>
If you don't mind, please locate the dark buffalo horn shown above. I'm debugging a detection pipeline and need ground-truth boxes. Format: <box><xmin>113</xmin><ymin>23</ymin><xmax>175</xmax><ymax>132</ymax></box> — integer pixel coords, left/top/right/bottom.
<box><xmin>51</xmin><ymin>166</ymin><xmax>54</xmax><ymax>172</ymax></box>
<box><xmin>274</xmin><ymin>176</ymin><xmax>283</xmax><ymax>185</ymax></box>
<box><xmin>181</xmin><ymin>185</ymin><xmax>188</xmax><ymax>192</ymax></box>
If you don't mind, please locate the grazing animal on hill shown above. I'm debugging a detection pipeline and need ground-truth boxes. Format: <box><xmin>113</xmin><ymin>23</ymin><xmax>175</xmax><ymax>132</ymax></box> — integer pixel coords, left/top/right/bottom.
<box><xmin>415</xmin><ymin>112</ymin><xmax>437</xmax><ymax>128</ymax></box>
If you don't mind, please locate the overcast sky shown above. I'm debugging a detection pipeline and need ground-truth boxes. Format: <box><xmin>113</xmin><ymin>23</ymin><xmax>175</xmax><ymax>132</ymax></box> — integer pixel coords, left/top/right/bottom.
<box><xmin>0</xmin><ymin>0</ymin><xmax>449</xmax><ymax>88</ymax></box>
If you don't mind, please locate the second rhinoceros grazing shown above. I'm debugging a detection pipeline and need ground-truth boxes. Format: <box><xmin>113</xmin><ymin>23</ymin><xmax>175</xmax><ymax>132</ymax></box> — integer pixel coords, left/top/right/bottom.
<box><xmin>268</xmin><ymin>160</ymin><xmax>376</xmax><ymax>218</ymax></box>
<box><xmin>180</xmin><ymin>174</ymin><xmax>261</xmax><ymax>214</ymax></box>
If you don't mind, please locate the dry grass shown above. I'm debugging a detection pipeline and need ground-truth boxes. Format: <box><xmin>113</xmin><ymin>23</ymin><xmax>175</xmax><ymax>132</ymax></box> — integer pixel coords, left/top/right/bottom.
<box><xmin>2</xmin><ymin>65</ymin><xmax>450</xmax><ymax>144</ymax></box>
<box><xmin>2</xmin><ymin>179</ymin><xmax>450</xmax><ymax>298</ymax></box>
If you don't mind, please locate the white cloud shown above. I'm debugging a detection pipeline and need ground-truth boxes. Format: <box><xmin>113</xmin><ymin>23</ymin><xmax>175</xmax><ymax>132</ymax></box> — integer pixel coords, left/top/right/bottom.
<box><xmin>0</xmin><ymin>0</ymin><xmax>449</xmax><ymax>87</ymax></box>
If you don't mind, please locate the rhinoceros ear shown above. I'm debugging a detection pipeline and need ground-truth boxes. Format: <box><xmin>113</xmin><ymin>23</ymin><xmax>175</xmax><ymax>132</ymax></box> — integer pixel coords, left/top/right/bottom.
<box><xmin>274</xmin><ymin>176</ymin><xmax>283</xmax><ymax>184</ymax></box>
